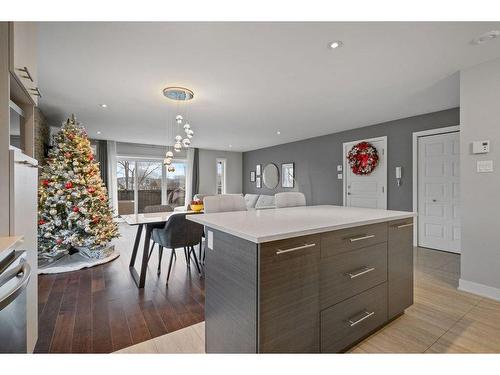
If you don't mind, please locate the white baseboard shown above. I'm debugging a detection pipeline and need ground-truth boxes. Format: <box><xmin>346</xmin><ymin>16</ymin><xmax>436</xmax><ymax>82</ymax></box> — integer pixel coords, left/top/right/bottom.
<box><xmin>458</xmin><ymin>278</ymin><xmax>500</xmax><ymax>301</ymax></box>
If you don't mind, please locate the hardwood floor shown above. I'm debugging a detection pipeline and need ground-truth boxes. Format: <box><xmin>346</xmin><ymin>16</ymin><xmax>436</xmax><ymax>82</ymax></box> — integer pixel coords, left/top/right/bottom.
<box><xmin>35</xmin><ymin>223</ymin><xmax>205</xmax><ymax>353</ymax></box>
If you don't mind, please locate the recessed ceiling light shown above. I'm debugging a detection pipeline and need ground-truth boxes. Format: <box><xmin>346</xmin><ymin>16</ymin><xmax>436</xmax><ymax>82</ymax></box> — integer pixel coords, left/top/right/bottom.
<box><xmin>276</xmin><ymin>130</ymin><xmax>281</xmax><ymax>135</ymax></box>
<box><xmin>97</xmin><ymin>131</ymin><xmax>101</xmax><ymax>135</ymax></box>
<box><xmin>471</xmin><ymin>30</ymin><xmax>500</xmax><ymax>45</ymax></box>
<box><xmin>99</xmin><ymin>104</ymin><xmax>108</xmax><ymax>108</ymax></box>
<box><xmin>228</xmin><ymin>144</ymin><xmax>232</xmax><ymax>148</ymax></box>
<box><xmin>329</xmin><ymin>40</ymin><xmax>343</xmax><ymax>49</ymax></box>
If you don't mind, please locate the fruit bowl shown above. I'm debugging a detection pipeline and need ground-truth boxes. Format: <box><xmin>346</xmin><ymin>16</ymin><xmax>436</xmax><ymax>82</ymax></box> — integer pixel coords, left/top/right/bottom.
<box><xmin>190</xmin><ymin>200</ymin><xmax>204</xmax><ymax>212</ymax></box>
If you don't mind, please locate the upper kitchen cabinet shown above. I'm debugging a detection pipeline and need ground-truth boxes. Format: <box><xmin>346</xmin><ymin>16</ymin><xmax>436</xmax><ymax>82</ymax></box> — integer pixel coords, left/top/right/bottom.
<box><xmin>9</xmin><ymin>22</ymin><xmax>39</xmax><ymax>106</ymax></box>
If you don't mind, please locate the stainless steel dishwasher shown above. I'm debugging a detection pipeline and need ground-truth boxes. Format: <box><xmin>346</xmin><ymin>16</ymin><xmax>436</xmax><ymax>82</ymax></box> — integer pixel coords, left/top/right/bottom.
<box><xmin>0</xmin><ymin>250</ymin><xmax>31</xmax><ymax>353</ymax></box>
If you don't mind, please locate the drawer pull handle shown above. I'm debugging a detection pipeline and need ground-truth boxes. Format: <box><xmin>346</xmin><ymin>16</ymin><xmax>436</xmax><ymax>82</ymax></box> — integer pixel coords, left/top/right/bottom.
<box><xmin>396</xmin><ymin>223</ymin><xmax>413</xmax><ymax>229</ymax></box>
<box><xmin>346</xmin><ymin>266</ymin><xmax>375</xmax><ymax>279</ymax></box>
<box><xmin>17</xmin><ymin>66</ymin><xmax>34</xmax><ymax>82</ymax></box>
<box><xmin>348</xmin><ymin>311</ymin><xmax>375</xmax><ymax>327</ymax></box>
<box><xmin>275</xmin><ymin>243</ymin><xmax>316</xmax><ymax>255</ymax></box>
<box><xmin>349</xmin><ymin>234</ymin><xmax>375</xmax><ymax>242</ymax></box>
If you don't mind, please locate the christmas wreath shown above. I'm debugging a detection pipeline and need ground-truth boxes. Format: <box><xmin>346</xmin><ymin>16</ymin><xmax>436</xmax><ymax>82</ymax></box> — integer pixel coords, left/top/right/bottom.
<box><xmin>347</xmin><ymin>141</ymin><xmax>379</xmax><ymax>175</ymax></box>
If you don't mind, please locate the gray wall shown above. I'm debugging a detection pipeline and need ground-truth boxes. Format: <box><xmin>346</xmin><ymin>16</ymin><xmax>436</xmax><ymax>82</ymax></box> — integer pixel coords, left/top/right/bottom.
<box><xmin>243</xmin><ymin>108</ymin><xmax>459</xmax><ymax>211</ymax></box>
<box><xmin>459</xmin><ymin>58</ymin><xmax>500</xmax><ymax>293</ymax></box>
<box><xmin>199</xmin><ymin>149</ymin><xmax>243</xmax><ymax>195</ymax></box>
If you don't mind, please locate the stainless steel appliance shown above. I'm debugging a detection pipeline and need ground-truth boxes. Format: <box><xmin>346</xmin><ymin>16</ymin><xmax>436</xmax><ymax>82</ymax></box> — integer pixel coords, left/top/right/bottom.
<box><xmin>0</xmin><ymin>250</ymin><xmax>31</xmax><ymax>353</ymax></box>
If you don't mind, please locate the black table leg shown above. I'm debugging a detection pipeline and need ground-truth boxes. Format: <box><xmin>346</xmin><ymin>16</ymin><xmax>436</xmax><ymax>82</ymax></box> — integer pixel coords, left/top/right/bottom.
<box><xmin>129</xmin><ymin>223</ymin><xmax>151</xmax><ymax>288</ymax></box>
<box><xmin>129</xmin><ymin>224</ymin><xmax>143</xmax><ymax>268</ymax></box>
<box><xmin>137</xmin><ymin>224</ymin><xmax>153</xmax><ymax>288</ymax></box>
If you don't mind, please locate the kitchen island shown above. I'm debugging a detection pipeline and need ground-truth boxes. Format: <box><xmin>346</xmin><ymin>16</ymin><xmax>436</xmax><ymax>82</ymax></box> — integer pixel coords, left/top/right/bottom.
<box><xmin>188</xmin><ymin>205</ymin><xmax>415</xmax><ymax>353</ymax></box>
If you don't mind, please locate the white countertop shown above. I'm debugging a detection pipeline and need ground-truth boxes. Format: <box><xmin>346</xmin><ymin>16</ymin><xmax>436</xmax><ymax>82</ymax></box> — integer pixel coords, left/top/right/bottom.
<box><xmin>187</xmin><ymin>205</ymin><xmax>415</xmax><ymax>243</ymax></box>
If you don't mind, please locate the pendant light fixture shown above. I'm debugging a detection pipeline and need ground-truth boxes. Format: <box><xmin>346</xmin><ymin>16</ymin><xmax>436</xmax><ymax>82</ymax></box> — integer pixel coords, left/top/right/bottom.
<box><xmin>163</xmin><ymin>86</ymin><xmax>195</xmax><ymax>172</ymax></box>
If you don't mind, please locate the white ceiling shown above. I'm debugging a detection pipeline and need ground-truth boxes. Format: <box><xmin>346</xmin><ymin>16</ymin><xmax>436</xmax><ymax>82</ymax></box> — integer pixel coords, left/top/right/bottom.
<box><xmin>38</xmin><ymin>22</ymin><xmax>500</xmax><ymax>152</ymax></box>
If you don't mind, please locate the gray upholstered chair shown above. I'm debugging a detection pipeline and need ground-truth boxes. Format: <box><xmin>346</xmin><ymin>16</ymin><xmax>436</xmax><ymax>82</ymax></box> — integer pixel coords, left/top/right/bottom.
<box><xmin>203</xmin><ymin>194</ymin><xmax>247</xmax><ymax>214</ymax></box>
<box><xmin>274</xmin><ymin>192</ymin><xmax>306</xmax><ymax>208</ymax></box>
<box><xmin>150</xmin><ymin>213</ymin><xmax>204</xmax><ymax>285</ymax></box>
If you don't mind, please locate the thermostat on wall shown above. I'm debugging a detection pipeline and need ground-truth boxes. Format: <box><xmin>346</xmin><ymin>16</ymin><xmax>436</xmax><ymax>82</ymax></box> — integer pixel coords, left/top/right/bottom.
<box><xmin>472</xmin><ymin>140</ymin><xmax>490</xmax><ymax>154</ymax></box>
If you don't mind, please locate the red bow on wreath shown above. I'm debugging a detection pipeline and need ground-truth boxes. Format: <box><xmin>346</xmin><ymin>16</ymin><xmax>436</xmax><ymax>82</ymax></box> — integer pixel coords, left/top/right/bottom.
<box><xmin>347</xmin><ymin>141</ymin><xmax>379</xmax><ymax>175</ymax></box>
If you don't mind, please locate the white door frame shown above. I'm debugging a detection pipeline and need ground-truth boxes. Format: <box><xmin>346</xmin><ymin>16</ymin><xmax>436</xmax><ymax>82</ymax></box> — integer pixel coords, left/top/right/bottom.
<box><xmin>412</xmin><ymin>125</ymin><xmax>460</xmax><ymax>247</ymax></box>
<box><xmin>343</xmin><ymin>136</ymin><xmax>387</xmax><ymax>209</ymax></box>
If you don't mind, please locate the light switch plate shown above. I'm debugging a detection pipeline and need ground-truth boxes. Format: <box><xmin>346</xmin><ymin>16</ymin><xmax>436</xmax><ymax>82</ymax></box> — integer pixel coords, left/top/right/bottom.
<box><xmin>337</xmin><ymin>173</ymin><xmax>343</xmax><ymax>179</ymax></box>
<box><xmin>337</xmin><ymin>165</ymin><xmax>342</xmax><ymax>172</ymax></box>
<box><xmin>207</xmin><ymin>230</ymin><xmax>214</xmax><ymax>250</ymax></box>
<box><xmin>477</xmin><ymin>160</ymin><xmax>493</xmax><ymax>173</ymax></box>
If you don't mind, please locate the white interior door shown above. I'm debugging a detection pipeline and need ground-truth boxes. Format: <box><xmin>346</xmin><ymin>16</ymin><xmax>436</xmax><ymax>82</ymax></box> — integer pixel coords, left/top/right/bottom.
<box><xmin>418</xmin><ymin>132</ymin><xmax>460</xmax><ymax>253</ymax></box>
<box><xmin>344</xmin><ymin>137</ymin><xmax>387</xmax><ymax>209</ymax></box>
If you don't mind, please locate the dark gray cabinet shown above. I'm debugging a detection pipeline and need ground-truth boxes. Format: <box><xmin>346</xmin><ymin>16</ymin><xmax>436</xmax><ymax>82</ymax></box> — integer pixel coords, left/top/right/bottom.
<box><xmin>259</xmin><ymin>235</ymin><xmax>321</xmax><ymax>353</ymax></box>
<box><xmin>387</xmin><ymin>219</ymin><xmax>414</xmax><ymax>319</ymax></box>
<box><xmin>204</xmin><ymin>219</ymin><xmax>414</xmax><ymax>353</ymax></box>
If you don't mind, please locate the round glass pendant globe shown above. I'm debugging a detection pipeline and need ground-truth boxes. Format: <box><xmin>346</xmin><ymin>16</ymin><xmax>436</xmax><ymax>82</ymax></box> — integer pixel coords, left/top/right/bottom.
<box><xmin>182</xmin><ymin>138</ymin><xmax>191</xmax><ymax>147</ymax></box>
<box><xmin>166</xmin><ymin>150</ymin><xmax>174</xmax><ymax>158</ymax></box>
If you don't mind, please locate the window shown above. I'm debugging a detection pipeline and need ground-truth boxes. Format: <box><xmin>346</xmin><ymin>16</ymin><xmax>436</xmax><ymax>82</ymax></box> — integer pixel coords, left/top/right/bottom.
<box><xmin>216</xmin><ymin>158</ymin><xmax>226</xmax><ymax>195</ymax></box>
<box><xmin>116</xmin><ymin>158</ymin><xmax>187</xmax><ymax>215</ymax></box>
<box><xmin>166</xmin><ymin>161</ymin><xmax>187</xmax><ymax>207</ymax></box>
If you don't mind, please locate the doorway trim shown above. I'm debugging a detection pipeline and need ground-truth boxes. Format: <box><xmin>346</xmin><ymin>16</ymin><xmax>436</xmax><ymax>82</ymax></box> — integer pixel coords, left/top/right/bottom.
<box><xmin>412</xmin><ymin>125</ymin><xmax>460</xmax><ymax>247</ymax></box>
<box><xmin>342</xmin><ymin>136</ymin><xmax>387</xmax><ymax>209</ymax></box>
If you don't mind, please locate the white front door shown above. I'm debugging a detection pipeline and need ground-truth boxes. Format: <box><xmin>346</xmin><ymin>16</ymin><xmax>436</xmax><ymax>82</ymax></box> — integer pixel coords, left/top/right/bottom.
<box><xmin>344</xmin><ymin>137</ymin><xmax>387</xmax><ymax>209</ymax></box>
<box><xmin>418</xmin><ymin>132</ymin><xmax>460</xmax><ymax>253</ymax></box>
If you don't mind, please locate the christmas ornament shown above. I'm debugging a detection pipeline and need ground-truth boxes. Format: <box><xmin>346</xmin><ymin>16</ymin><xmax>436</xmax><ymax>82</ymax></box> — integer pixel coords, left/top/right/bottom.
<box><xmin>347</xmin><ymin>141</ymin><xmax>379</xmax><ymax>175</ymax></box>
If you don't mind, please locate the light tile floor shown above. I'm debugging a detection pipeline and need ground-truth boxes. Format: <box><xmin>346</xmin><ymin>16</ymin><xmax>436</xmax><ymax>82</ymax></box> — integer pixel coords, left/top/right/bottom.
<box><xmin>114</xmin><ymin>247</ymin><xmax>500</xmax><ymax>354</ymax></box>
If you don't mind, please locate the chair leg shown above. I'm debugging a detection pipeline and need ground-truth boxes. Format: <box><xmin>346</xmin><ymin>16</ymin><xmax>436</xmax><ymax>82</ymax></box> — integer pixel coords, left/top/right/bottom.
<box><xmin>157</xmin><ymin>246</ymin><xmax>163</xmax><ymax>275</ymax></box>
<box><xmin>166</xmin><ymin>249</ymin><xmax>175</xmax><ymax>286</ymax></box>
<box><xmin>147</xmin><ymin>242</ymin><xmax>155</xmax><ymax>261</ymax></box>
<box><xmin>184</xmin><ymin>246</ymin><xmax>190</xmax><ymax>268</ymax></box>
<box><xmin>203</xmin><ymin>241</ymin><xmax>206</xmax><ymax>263</ymax></box>
<box><xmin>198</xmin><ymin>238</ymin><xmax>203</xmax><ymax>264</ymax></box>
<box><xmin>189</xmin><ymin>245</ymin><xmax>202</xmax><ymax>276</ymax></box>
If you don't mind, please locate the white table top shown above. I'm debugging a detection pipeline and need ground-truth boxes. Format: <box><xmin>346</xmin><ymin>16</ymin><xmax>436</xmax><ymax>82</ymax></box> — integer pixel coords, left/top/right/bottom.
<box><xmin>122</xmin><ymin>210</ymin><xmax>199</xmax><ymax>225</ymax></box>
<box><xmin>187</xmin><ymin>205</ymin><xmax>415</xmax><ymax>243</ymax></box>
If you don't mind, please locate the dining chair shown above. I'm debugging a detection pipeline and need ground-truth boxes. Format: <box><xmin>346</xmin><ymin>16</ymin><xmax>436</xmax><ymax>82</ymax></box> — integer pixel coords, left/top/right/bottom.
<box><xmin>144</xmin><ymin>204</ymin><xmax>176</xmax><ymax>267</ymax></box>
<box><xmin>201</xmin><ymin>195</ymin><xmax>248</xmax><ymax>262</ymax></box>
<box><xmin>274</xmin><ymin>192</ymin><xmax>306</xmax><ymax>208</ymax></box>
<box><xmin>150</xmin><ymin>213</ymin><xmax>204</xmax><ymax>285</ymax></box>
<box><xmin>203</xmin><ymin>194</ymin><xmax>247</xmax><ymax>214</ymax></box>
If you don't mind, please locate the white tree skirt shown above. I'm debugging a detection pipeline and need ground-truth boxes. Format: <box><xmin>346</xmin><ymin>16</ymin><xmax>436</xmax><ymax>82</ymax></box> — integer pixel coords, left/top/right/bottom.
<box><xmin>38</xmin><ymin>251</ymin><xmax>119</xmax><ymax>274</ymax></box>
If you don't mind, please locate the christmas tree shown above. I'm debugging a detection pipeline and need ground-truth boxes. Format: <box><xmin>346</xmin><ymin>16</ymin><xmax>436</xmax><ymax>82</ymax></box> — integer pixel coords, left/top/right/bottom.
<box><xmin>38</xmin><ymin>115</ymin><xmax>119</xmax><ymax>260</ymax></box>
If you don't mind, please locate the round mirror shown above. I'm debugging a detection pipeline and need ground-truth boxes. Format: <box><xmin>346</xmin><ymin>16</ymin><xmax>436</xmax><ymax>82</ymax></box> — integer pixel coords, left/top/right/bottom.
<box><xmin>263</xmin><ymin>163</ymin><xmax>279</xmax><ymax>189</ymax></box>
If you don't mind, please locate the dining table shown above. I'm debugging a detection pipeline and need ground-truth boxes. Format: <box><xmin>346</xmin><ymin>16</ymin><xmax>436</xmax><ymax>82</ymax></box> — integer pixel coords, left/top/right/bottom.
<box><xmin>121</xmin><ymin>209</ymin><xmax>201</xmax><ymax>288</ymax></box>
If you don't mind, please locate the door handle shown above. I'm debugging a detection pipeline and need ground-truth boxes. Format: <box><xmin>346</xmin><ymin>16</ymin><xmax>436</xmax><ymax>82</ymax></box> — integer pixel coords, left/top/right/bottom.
<box><xmin>346</xmin><ymin>266</ymin><xmax>375</xmax><ymax>279</ymax></box>
<box><xmin>349</xmin><ymin>234</ymin><xmax>375</xmax><ymax>242</ymax></box>
<box><xmin>432</xmin><ymin>199</ymin><xmax>437</xmax><ymax>202</ymax></box>
<box><xmin>275</xmin><ymin>243</ymin><xmax>316</xmax><ymax>255</ymax></box>
<box><xmin>0</xmin><ymin>262</ymin><xmax>31</xmax><ymax>311</ymax></box>
<box><xmin>348</xmin><ymin>311</ymin><xmax>375</xmax><ymax>327</ymax></box>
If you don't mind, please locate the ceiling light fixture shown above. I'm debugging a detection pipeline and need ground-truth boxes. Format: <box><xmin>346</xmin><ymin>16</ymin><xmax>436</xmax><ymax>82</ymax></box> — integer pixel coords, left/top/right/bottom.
<box><xmin>329</xmin><ymin>40</ymin><xmax>343</xmax><ymax>49</ymax></box>
<box><xmin>99</xmin><ymin>104</ymin><xmax>108</xmax><ymax>108</ymax></box>
<box><xmin>276</xmin><ymin>130</ymin><xmax>281</xmax><ymax>135</ymax></box>
<box><xmin>163</xmin><ymin>87</ymin><xmax>194</xmax><ymax>101</ymax></box>
<box><xmin>471</xmin><ymin>30</ymin><xmax>500</xmax><ymax>45</ymax></box>
<box><xmin>97</xmin><ymin>131</ymin><xmax>101</xmax><ymax>135</ymax></box>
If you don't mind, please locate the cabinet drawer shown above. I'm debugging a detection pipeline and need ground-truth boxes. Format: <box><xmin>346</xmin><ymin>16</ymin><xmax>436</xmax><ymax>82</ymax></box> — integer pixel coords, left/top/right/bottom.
<box><xmin>320</xmin><ymin>283</ymin><xmax>387</xmax><ymax>353</ymax></box>
<box><xmin>320</xmin><ymin>242</ymin><xmax>387</xmax><ymax>309</ymax></box>
<box><xmin>321</xmin><ymin>223</ymin><xmax>387</xmax><ymax>258</ymax></box>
